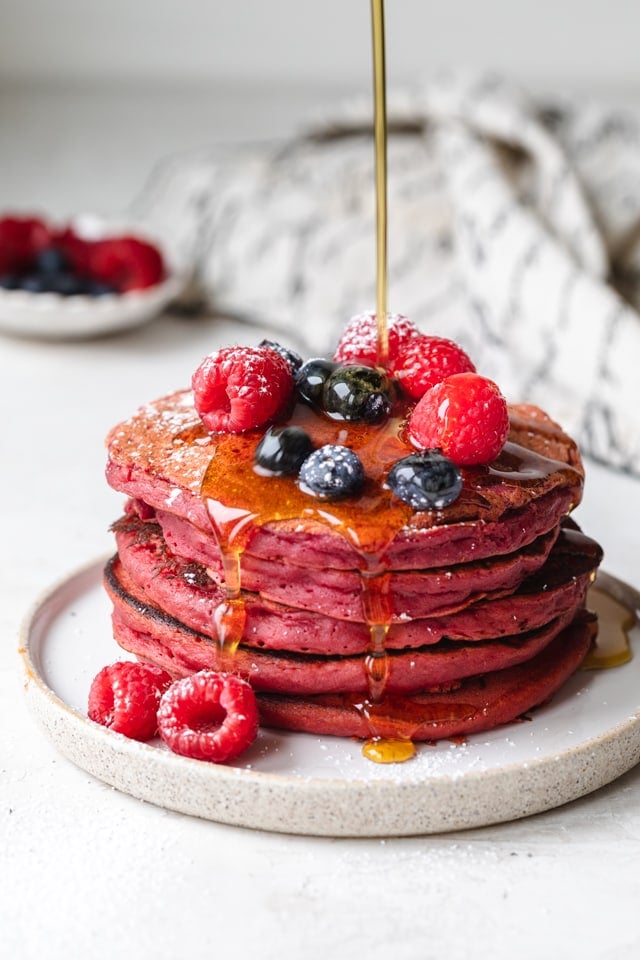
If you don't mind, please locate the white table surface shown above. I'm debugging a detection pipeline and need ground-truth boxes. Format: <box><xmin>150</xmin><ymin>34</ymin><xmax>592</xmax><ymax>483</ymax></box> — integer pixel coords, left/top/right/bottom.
<box><xmin>2</xmin><ymin>84</ymin><xmax>640</xmax><ymax>960</ymax></box>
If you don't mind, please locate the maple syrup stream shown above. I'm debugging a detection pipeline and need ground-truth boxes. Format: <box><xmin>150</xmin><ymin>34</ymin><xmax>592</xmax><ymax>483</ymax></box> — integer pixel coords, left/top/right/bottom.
<box><xmin>371</xmin><ymin>0</ymin><xmax>389</xmax><ymax>369</ymax></box>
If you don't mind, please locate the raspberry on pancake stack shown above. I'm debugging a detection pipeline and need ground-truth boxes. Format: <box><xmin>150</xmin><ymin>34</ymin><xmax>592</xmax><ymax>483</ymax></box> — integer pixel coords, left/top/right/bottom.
<box><xmin>102</xmin><ymin>314</ymin><xmax>602</xmax><ymax>754</ymax></box>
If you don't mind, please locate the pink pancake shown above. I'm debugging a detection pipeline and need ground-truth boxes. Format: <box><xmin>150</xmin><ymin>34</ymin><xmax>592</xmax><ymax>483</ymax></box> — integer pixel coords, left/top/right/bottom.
<box><xmin>112</xmin><ymin>514</ymin><xmax>600</xmax><ymax>656</ymax></box>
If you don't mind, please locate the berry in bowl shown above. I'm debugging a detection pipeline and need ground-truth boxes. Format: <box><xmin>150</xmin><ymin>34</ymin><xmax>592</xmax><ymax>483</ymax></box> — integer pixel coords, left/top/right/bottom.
<box><xmin>0</xmin><ymin>213</ymin><xmax>184</xmax><ymax>339</ymax></box>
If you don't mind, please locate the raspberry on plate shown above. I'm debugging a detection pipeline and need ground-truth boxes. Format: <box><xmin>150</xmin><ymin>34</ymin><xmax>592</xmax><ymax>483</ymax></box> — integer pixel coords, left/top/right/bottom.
<box><xmin>333</xmin><ymin>312</ymin><xmax>421</xmax><ymax>368</ymax></box>
<box><xmin>392</xmin><ymin>335</ymin><xmax>475</xmax><ymax>400</ymax></box>
<box><xmin>408</xmin><ymin>372</ymin><xmax>509</xmax><ymax>466</ymax></box>
<box><xmin>88</xmin><ymin>661</ymin><xmax>172</xmax><ymax>741</ymax></box>
<box><xmin>157</xmin><ymin>671</ymin><xmax>259</xmax><ymax>763</ymax></box>
<box><xmin>192</xmin><ymin>344</ymin><xmax>295</xmax><ymax>433</ymax></box>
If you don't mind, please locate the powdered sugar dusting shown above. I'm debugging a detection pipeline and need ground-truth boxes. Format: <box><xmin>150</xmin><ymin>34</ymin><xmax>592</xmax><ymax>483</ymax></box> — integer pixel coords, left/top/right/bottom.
<box><xmin>107</xmin><ymin>389</ymin><xmax>213</xmax><ymax>495</ymax></box>
<box><xmin>230</xmin><ymin>728</ymin><xmax>485</xmax><ymax>782</ymax></box>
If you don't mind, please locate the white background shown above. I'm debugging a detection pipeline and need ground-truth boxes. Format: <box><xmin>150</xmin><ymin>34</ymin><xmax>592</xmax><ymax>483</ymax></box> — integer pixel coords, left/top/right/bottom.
<box><xmin>3</xmin><ymin>0</ymin><xmax>640</xmax><ymax>221</ymax></box>
<box><xmin>1</xmin><ymin>0</ymin><xmax>640</xmax><ymax>94</ymax></box>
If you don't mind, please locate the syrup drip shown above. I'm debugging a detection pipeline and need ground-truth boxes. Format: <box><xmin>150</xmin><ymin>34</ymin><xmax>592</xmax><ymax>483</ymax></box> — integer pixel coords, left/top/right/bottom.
<box><xmin>205</xmin><ymin>498</ymin><xmax>256</xmax><ymax>663</ymax></box>
<box><xmin>361</xmin><ymin>566</ymin><xmax>392</xmax><ymax>686</ymax></box>
<box><xmin>582</xmin><ymin>585</ymin><xmax>635</xmax><ymax>670</ymax></box>
<box><xmin>351</xmin><ymin>692</ymin><xmax>479</xmax><ymax>755</ymax></box>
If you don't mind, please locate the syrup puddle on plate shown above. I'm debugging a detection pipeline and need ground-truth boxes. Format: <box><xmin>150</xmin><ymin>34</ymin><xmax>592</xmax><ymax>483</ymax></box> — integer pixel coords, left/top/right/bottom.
<box><xmin>583</xmin><ymin>585</ymin><xmax>636</xmax><ymax>670</ymax></box>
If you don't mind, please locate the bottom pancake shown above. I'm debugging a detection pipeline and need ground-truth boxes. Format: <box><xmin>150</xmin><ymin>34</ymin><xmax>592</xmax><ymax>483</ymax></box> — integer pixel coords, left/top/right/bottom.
<box><xmin>257</xmin><ymin>613</ymin><xmax>597</xmax><ymax>741</ymax></box>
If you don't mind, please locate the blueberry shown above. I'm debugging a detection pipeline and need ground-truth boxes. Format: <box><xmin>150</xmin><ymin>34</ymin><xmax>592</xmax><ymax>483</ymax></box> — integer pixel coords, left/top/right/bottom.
<box><xmin>299</xmin><ymin>444</ymin><xmax>364</xmax><ymax>500</ymax></box>
<box><xmin>0</xmin><ymin>275</ymin><xmax>19</xmax><ymax>290</ymax></box>
<box><xmin>19</xmin><ymin>274</ymin><xmax>49</xmax><ymax>293</ymax></box>
<box><xmin>47</xmin><ymin>273</ymin><xmax>88</xmax><ymax>296</ymax></box>
<box><xmin>323</xmin><ymin>364</ymin><xmax>393</xmax><ymax>423</ymax></box>
<box><xmin>296</xmin><ymin>358</ymin><xmax>339</xmax><ymax>406</ymax></box>
<box><xmin>387</xmin><ymin>451</ymin><xmax>463</xmax><ymax>510</ymax></box>
<box><xmin>35</xmin><ymin>246</ymin><xmax>69</xmax><ymax>275</ymax></box>
<box><xmin>86</xmin><ymin>281</ymin><xmax>117</xmax><ymax>296</ymax></box>
<box><xmin>259</xmin><ymin>339</ymin><xmax>304</xmax><ymax>375</ymax></box>
<box><xmin>255</xmin><ymin>425</ymin><xmax>314</xmax><ymax>475</ymax></box>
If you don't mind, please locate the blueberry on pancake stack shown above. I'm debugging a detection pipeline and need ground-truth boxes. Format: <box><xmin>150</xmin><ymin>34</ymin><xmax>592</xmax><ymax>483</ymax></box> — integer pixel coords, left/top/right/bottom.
<box><xmin>103</xmin><ymin>315</ymin><xmax>602</xmax><ymax>745</ymax></box>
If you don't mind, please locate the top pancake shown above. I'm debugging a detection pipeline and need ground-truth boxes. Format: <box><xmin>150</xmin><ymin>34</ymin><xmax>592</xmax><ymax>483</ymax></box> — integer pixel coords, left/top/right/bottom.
<box><xmin>105</xmin><ymin>389</ymin><xmax>584</xmax><ymax>571</ymax></box>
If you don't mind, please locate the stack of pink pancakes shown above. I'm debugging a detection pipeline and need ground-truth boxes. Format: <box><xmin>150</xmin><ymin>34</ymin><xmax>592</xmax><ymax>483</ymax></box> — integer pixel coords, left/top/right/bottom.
<box><xmin>104</xmin><ymin>389</ymin><xmax>602</xmax><ymax>742</ymax></box>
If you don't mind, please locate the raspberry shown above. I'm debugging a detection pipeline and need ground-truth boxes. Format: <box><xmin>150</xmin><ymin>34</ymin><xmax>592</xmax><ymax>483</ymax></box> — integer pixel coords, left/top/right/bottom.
<box><xmin>0</xmin><ymin>215</ymin><xmax>51</xmax><ymax>273</ymax></box>
<box><xmin>157</xmin><ymin>671</ymin><xmax>258</xmax><ymax>763</ymax></box>
<box><xmin>87</xmin><ymin>236</ymin><xmax>165</xmax><ymax>291</ymax></box>
<box><xmin>192</xmin><ymin>345</ymin><xmax>294</xmax><ymax>433</ymax></box>
<box><xmin>333</xmin><ymin>312</ymin><xmax>421</xmax><ymax>368</ymax></box>
<box><xmin>54</xmin><ymin>227</ymin><xmax>92</xmax><ymax>277</ymax></box>
<box><xmin>88</xmin><ymin>661</ymin><xmax>172</xmax><ymax>741</ymax></box>
<box><xmin>408</xmin><ymin>373</ymin><xmax>509</xmax><ymax>466</ymax></box>
<box><xmin>392</xmin><ymin>335</ymin><xmax>475</xmax><ymax>400</ymax></box>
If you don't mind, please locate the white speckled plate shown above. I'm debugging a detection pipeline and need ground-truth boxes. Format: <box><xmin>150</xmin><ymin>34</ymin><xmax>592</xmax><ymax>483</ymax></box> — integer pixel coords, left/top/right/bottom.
<box><xmin>20</xmin><ymin>558</ymin><xmax>640</xmax><ymax>837</ymax></box>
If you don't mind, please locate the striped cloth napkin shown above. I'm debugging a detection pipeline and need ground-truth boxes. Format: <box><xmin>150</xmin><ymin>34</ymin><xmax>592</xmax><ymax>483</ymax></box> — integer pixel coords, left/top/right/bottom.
<box><xmin>132</xmin><ymin>71</ymin><xmax>640</xmax><ymax>474</ymax></box>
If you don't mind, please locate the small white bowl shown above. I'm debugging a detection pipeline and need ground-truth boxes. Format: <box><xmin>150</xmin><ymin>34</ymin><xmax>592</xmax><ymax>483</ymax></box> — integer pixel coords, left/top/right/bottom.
<box><xmin>0</xmin><ymin>215</ymin><xmax>186</xmax><ymax>340</ymax></box>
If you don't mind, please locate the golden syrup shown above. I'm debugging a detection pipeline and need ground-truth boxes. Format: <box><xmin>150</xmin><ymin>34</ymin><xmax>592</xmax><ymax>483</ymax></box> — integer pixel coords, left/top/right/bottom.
<box><xmin>362</xmin><ymin>738</ymin><xmax>416</xmax><ymax>764</ymax></box>
<box><xmin>371</xmin><ymin>0</ymin><xmax>389</xmax><ymax>368</ymax></box>
<box><xmin>352</xmin><ymin>691</ymin><xmax>478</xmax><ymax>761</ymax></box>
<box><xmin>212</xmin><ymin>590</ymin><xmax>246</xmax><ymax>665</ymax></box>
<box><xmin>202</xmin><ymin>402</ymin><xmax>414</xmax><ymax>557</ymax></box>
<box><xmin>351</xmin><ymin>692</ymin><xmax>479</xmax><ymax>736</ymax></box>
<box><xmin>582</xmin><ymin>585</ymin><xmax>635</xmax><ymax>670</ymax></box>
<box><xmin>200</xmin><ymin>403</ymin><xmax>572</xmax><ymax>544</ymax></box>
<box><xmin>361</xmin><ymin>570</ymin><xmax>392</xmax><ymax>703</ymax></box>
<box><xmin>204</xmin><ymin>497</ymin><xmax>256</xmax><ymax>663</ymax></box>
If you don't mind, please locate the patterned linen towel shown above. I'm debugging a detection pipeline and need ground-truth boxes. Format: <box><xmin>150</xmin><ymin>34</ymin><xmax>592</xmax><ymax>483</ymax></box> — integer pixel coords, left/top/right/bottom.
<box><xmin>131</xmin><ymin>71</ymin><xmax>640</xmax><ymax>474</ymax></box>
